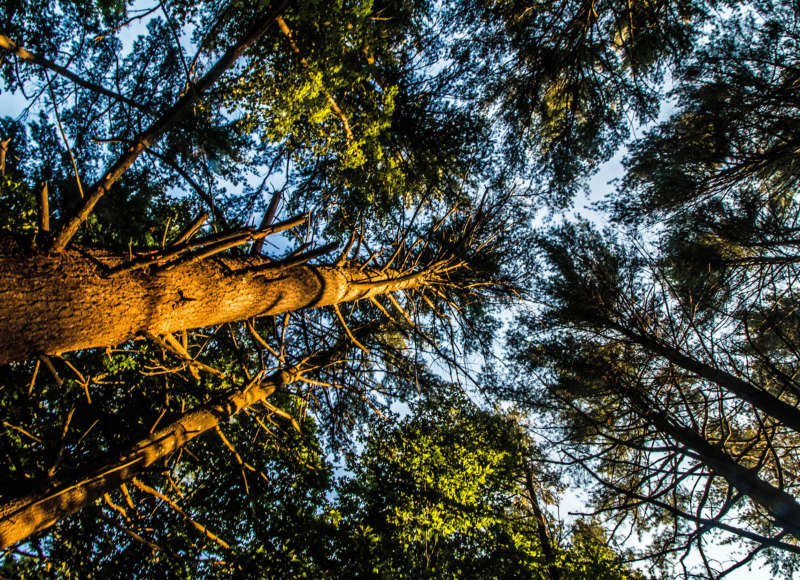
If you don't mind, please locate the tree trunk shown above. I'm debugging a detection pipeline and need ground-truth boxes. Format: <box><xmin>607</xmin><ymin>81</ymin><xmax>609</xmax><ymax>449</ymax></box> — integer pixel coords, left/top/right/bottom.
<box><xmin>612</xmin><ymin>322</ymin><xmax>800</xmax><ymax>434</ymax></box>
<box><xmin>0</xmin><ymin>357</ymin><xmax>318</xmax><ymax>549</ymax></box>
<box><xmin>638</xmin><ymin>402</ymin><xmax>800</xmax><ymax>540</ymax></box>
<box><xmin>522</xmin><ymin>462</ymin><xmax>560</xmax><ymax>580</ymax></box>
<box><xmin>0</xmin><ymin>238</ymin><xmax>430</xmax><ymax>364</ymax></box>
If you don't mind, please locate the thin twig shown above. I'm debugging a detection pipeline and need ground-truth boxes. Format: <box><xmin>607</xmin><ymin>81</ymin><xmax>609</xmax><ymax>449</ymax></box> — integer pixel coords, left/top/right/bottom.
<box><xmin>45</xmin><ymin>73</ymin><xmax>84</xmax><ymax>199</ymax></box>
<box><xmin>333</xmin><ymin>304</ymin><xmax>369</xmax><ymax>353</ymax></box>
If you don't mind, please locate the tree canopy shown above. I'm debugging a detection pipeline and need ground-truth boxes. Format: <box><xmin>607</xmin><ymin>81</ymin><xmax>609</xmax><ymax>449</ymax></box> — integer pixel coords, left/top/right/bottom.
<box><xmin>1</xmin><ymin>0</ymin><xmax>799</xmax><ymax>576</ymax></box>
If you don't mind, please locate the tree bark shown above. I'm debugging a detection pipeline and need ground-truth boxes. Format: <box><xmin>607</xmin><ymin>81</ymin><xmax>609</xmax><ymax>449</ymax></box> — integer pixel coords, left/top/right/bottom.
<box><xmin>0</xmin><ymin>362</ymin><xmax>307</xmax><ymax>549</ymax></box>
<box><xmin>0</xmin><ymin>238</ymin><xmax>431</xmax><ymax>364</ymax></box>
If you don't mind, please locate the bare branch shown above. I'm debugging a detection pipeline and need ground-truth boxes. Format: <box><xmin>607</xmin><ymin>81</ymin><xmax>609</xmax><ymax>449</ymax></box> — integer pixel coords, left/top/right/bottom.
<box><xmin>0</xmin><ymin>33</ymin><xmax>149</xmax><ymax>112</ymax></box>
<box><xmin>130</xmin><ymin>478</ymin><xmax>231</xmax><ymax>551</ymax></box>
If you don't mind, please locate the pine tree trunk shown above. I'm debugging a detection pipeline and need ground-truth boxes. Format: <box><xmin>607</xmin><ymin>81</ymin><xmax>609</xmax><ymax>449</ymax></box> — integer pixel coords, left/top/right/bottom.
<box><xmin>0</xmin><ymin>360</ymin><xmax>314</xmax><ymax>549</ymax></box>
<box><xmin>637</xmin><ymin>400</ymin><xmax>800</xmax><ymax>539</ymax></box>
<box><xmin>0</xmin><ymin>238</ymin><xmax>429</xmax><ymax>364</ymax></box>
<box><xmin>611</xmin><ymin>322</ymin><xmax>800</xmax><ymax>434</ymax></box>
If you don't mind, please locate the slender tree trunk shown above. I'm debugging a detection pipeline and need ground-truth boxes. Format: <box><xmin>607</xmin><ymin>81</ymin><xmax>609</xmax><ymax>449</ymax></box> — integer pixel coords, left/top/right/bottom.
<box><xmin>0</xmin><ymin>360</ymin><xmax>313</xmax><ymax>549</ymax></box>
<box><xmin>636</xmin><ymin>401</ymin><xmax>800</xmax><ymax>540</ymax></box>
<box><xmin>49</xmin><ymin>0</ymin><xmax>289</xmax><ymax>252</ymax></box>
<box><xmin>611</xmin><ymin>322</ymin><xmax>800</xmax><ymax>434</ymax></box>
<box><xmin>0</xmin><ymin>238</ymin><xmax>430</xmax><ymax>364</ymax></box>
<box><xmin>522</xmin><ymin>462</ymin><xmax>560</xmax><ymax>580</ymax></box>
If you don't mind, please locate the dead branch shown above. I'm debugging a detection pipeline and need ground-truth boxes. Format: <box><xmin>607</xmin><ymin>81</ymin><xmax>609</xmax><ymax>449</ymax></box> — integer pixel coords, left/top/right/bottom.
<box><xmin>333</xmin><ymin>304</ymin><xmax>369</xmax><ymax>353</ymax></box>
<box><xmin>171</xmin><ymin>213</ymin><xmax>208</xmax><ymax>246</ymax></box>
<box><xmin>27</xmin><ymin>359</ymin><xmax>40</xmax><ymax>396</ymax></box>
<box><xmin>37</xmin><ymin>182</ymin><xmax>49</xmax><ymax>233</ymax></box>
<box><xmin>38</xmin><ymin>355</ymin><xmax>62</xmax><ymax>387</ymax></box>
<box><xmin>260</xmin><ymin>400</ymin><xmax>302</xmax><ymax>433</ymax></box>
<box><xmin>0</xmin><ymin>138</ymin><xmax>9</xmax><ymax>176</ymax></box>
<box><xmin>214</xmin><ymin>426</ymin><xmax>252</xmax><ymax>496</ymax></box>
<box><xmin>45</xmin><ymin>73</ymin><xmax>84</xmax><ymax>199</ymax></box>
<box><xmin>246</xmin><ymin>319</ymin><xmax>282</xmax><ymax>361</ymax></box>
<box><xmin>110</xmin><ymin>214</ymin><xmax>304</xmax><ymax>275</ymax></box>
<box><xmin>102</xmin><ymin>493</ymin><xmax>129</xmax><ymax>521</ymax></box>
<box><xmin>251</xmin><ymin>189</ymin><xmax>284</xmax><ymax>255</ymax></box>
<box><xmin>336</xmin><ymin>229</ymin><xmax>358</xmax><ymax>265</ymax></box>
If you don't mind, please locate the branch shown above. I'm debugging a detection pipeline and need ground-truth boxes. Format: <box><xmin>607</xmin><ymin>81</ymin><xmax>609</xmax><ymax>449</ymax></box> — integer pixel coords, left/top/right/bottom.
<box><xmin>110</xmin><ymin>214</ymin><xmax>305</xmax><ymax>274</ymax></box>
<box><xmin>274</xmin><ymin>16</ymin><xmax>353</xmax><ymax>141</ymax></box>
<box><xmin>333</xmin><ymin>303</ymin><xmax>370</xmax><ymax>353</ymax></box>
<box><xmin>45</xmin><ymin>73</ymin><xmax>84</xmax><ymax>199</ymax></box>
<box><xmin>131</xmin><ymin>478</ymin><xmax>231</xmax><ymax>551</ymax></box>
<box><xmin>214</xmin><ymin>426</ymin><xmax>252</xmax><ymax>496</ymax></box>
<box><xmin>251</xmin><ymin>188</ymin><xmax>283</xmax><ymax>256</ymax></box>
<box><xmin>566</xmin><ymin>450</ymin><xmax>800</xmax><ymax>555</ymax></box>
<box><xmin>171</xmin><ymin>213</ymin><xmax>208</xmax><ymax>246</ymax></box>
<box><xmin>0</xmin><ymin>33</ymin><xmax>149</xmax><ymax>112</ymax></box>
<box><xmin>37</xmin><ymin>182</ymin><xmax>49</xmax><ymax>233</ymax></box>
<box><xmin>147</xmin><ymin>332</ymin><xmax>225</xmax><ymax>378</ymax></box>
<box><xmin>48</xmin><ymin>0</ymin><xmax>290</xmax><ymax>252</ymax></box>
<box><xmin>37</xmin><ymin>354</ymin><xmax>62</xmax><ymax>387</ymax></box>
<box><xmin>260</xmin><ymin>400</ymin><xmax>301</xmax><ymax>433</ymax></box>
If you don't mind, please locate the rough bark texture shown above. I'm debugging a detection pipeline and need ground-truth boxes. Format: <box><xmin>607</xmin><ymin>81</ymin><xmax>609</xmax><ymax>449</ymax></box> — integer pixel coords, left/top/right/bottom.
<box><xmin>0</xmin><ymin>367</ymin><xmax>292</xmax><ymax>549</ymax></box>
<box><xmin>0</xmin><ymin>238</ymin><xmax>429</xmax><ymax>364</ymax></box>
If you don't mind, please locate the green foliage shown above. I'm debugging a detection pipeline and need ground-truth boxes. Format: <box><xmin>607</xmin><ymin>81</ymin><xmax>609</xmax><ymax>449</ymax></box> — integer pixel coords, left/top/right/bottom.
<box><xmin>326</xmin><ymin>396</ymin><xmax>640</xmax><ymax>579</ymax></box>
<box><xmin>446</xmin><ymin>0</ymin><xmax>710</xmax><ymax>205</ymax></box>
<box><xmin>611</xmin><ymin>0</ymin><xmax>800</xmax><ymax>224</ymax></box>
<box><xmin>4</xmin><ymin>0</ymin><xmax>800</xmax><ymax>576</ymax></box>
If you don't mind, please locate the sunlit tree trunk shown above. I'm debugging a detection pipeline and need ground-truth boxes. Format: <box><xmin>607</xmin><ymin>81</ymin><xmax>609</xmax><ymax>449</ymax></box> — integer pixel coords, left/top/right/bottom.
<box><xmin>0</xmin><ymin>372</ymin><xmax>280</xmax><ymax>549</ymax></box>
<box><xmin>0</xmin><ymin>238</ymin><xmax>430</xmax><ymax>364</ymax></box>
<box><xmin>0</xmin><ymin>350</ymin><xmax>333</xmax><ymax>549</ymax></box>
